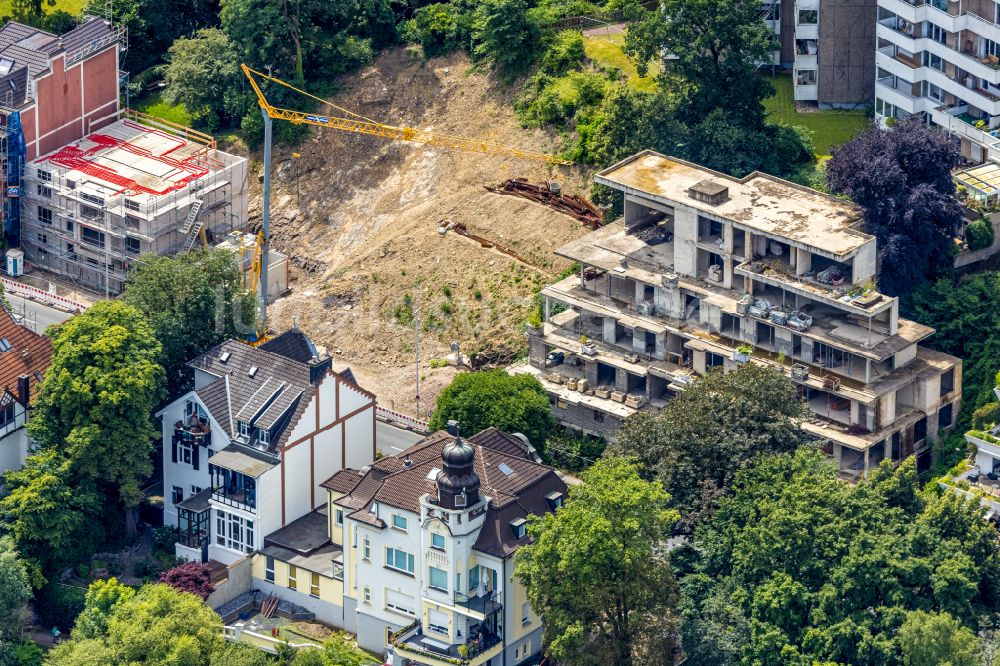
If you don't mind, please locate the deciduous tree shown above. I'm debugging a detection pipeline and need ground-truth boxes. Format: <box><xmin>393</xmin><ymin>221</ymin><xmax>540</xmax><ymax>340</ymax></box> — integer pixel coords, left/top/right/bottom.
<box><xmin>826</xmin><ymin>117</ymin><xmax>962</xmax><ymax>295</ymax></box>
<box><xmin>0</xmin><ymin>537</ymin><xmax>30</xmax><ymax>640</ymax></box>
<box><xmin>73</xmin><ymin>578</ymin><xmax>136</xmax><ymax>640</ymax></box>
<box><xmin>471</xmin><ymin>0</ymin><xmax>543</xmax><ymax>78</ymax></box>
<box><xmin>606</xmin><ymin>363</ymin><xmax>804</xmax><ymax>529</ymax></box>
<box><xmin>48</xmin><ymin>583</ymin><xmax>224</xmax><ymax>666</ymax></box>
<box><xmin>623</xmin><ymin>0</ymin><xmax>774</xmax><ymax>128</ymax></box>
<box><xmin>27</xmin><ymin>301</ymin><xmax>164</xmax><ymax>537</ymax></box>
<box><xmin>515</xmin><ymin>457</ymin><xmax>680</xmax><ymax>666</ymax></box>
<box><xmin>429</xmin><ymin>370</ymin><xmax>555</xmax><ymax>451</ymax></box>
<box><xmin>122</xmin><ymin>248</ymin><xmax>256</xmax><ymax>397</ymax></box>
<box><xmin>679</xmin><ymin>449</ymin><xmax>1000</xmax><ymax>664</ymax></box>
<box><xmin>163</xmin><ymin>29</ymin><xmax>243</xmax><ymax>130</ymax></box>
<box><xmin>158</xmin><ymin>562</ymin><xmax>215</xmax><ymax>600</ymax></box>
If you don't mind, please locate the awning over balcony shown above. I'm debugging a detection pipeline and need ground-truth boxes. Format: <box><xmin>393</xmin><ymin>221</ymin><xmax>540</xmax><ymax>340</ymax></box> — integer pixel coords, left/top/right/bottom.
<box><xmin>207</xmin><ymin>445</ymin><xmax>276</xmax><ymax>478</ymax></box>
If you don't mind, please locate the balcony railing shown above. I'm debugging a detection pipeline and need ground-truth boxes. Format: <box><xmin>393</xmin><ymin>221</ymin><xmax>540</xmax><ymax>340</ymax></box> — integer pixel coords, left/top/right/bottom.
<box><xmin>174</xmin><ymin>418</ymin><xmax>211</xmax><ymax>447</ymax></box>
<box><xmin>212</xmin><ymin>485</ymin><xmax>256</xmax><ymax>511</ymax></box>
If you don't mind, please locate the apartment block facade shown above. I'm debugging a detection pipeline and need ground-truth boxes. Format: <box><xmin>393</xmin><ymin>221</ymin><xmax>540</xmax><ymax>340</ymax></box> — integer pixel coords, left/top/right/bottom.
<box><xmin>514</xmin><ymin>151</ymin><xmax>962</xmax><ymax>479</ymax></box>
<box><xmin>160</xmin><ymin>328</ymin><xmax>377</xmax><ymax>566</ymax></box>
<box><xmin>20</xmin><ymin>115</ymin><xmax>248</xmax><ymax>294</ymax></box>
<box><xmin>768</xmin><ymin>0</ymin><xmax>876</xmax><ymax>106</ymax></box>
<box><xmin>875</xmin><ymin>0</ymin><xmax>1000</xmax><ymax>161</ymax></box>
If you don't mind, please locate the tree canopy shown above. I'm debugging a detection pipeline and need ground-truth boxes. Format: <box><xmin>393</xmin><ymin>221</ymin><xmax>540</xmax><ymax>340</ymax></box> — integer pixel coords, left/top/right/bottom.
<box><xmin>163</xmin><ymin>29</ymin><xmax>243</xmax><ymax>131</ymax></box>
<box><xmin>429</xmin><ymin>369</ymin><xmax>555</xmax><ymax>450</ymax></box>
<box><xmin>623</xmin><ymin>0</ymin><xmax>774</xmax><ymax>128</ymax></box>
<box><xmin>122</xmin><ymin>248</ymin><xmax>255</xmax><ymax>398</ymax></box>
<box><xmin>826</xmin><ymin>117</ymin><xmax>962</xmax><ymax>296</ymax></box>
<box><xmin>0</xmin><ymin>537</ymin><xmax>30</xmax><ymax>640</ymax></box>
<box><xmin>28</xmin><ymin>301</ymin><xmax>164</xmax><ymax>511</ymax></box>
<box><xmin>516</xmin><ymin>456</ymin><xmax>680</xmax><ymax>666</ymax></box>
<box><xmin>606</xmin><ymin>363</ymin><xmax>805</xmax><ymax>529</ymax></box>
<box><xmin>677</xmin><ymin>449</ymin><xmax>1000</xmax><ymax>665</ymax></box>
<box><xmin>158</xmin><ymin>562</ymin><xmax>215</xmax><ymax>601</ymax></box>
<box><xmin>48</xmin><ymin>583</ymin><xmax>224</xmax><ymax>666</ymax></box>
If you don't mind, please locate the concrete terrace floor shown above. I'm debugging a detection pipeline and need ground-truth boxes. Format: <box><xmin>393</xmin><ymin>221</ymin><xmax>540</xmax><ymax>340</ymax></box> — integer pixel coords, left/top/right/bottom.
<box><xmin>762</xmin><ymin>74</ymin><xmax>870</xmax><ymax>157</ymax></box>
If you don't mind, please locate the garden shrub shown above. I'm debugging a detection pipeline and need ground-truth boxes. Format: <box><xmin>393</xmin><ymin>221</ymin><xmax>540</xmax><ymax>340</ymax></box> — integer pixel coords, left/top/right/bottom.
<box><xmin>540</xmin><ymin>30</ymin><xmax>585</xmax><ymax>76</ymax></box>
<box><xmin>973</xmin><ymin>401</ymin><xmax>1000</xmax><ymax>429</ymax></box>
<box><xmin>966</xmin><ymin>217</ymin><xmax>995</xmax><ymax>251</ymax></box>
<box><xmin>35</xmin><ymin>582</ymin><xmax>86</xmax><ymax>631</ymax></box>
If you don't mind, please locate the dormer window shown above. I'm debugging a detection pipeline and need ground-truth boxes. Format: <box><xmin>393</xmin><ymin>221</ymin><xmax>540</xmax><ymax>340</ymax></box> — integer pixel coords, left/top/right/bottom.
<box><xmin>257</xmin><ymin>429</ymin><xmax>270</xmax><ymax>447</ymax></box>
<box><xmin>238</xmin><ymin>421</ymin><xmax>250</xmax><ymax>438</ymax></box>
<box><xmin>511</xmin><ymin>517</ymin><xmax>527</xmax><ymax>539</ymax></box>
<box><xmin>546</xmin><ymin>491</ymin><xmax>564</xmax><ymax>510</ymax></box>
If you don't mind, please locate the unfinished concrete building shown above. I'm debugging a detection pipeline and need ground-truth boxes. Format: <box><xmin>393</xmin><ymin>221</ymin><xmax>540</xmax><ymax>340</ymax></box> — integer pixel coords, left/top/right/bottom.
<box><xmin>20</xmin><ymin>114</ymin><xmax>248</xmax><ymax>294</ymax></box>
<box><xmin>513</xmin><ymin>151</ymin><xmax>961</xmax><ymax>478</ymax></box>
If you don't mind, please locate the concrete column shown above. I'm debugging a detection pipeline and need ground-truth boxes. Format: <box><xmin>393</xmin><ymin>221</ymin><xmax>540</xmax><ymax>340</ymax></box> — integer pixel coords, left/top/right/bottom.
<box><xmin>544</xmin><ymin>296</ymin><xmax>551</xmax><ymax>322</ymax></box>
<box><xmin>603</xmin><ymin>317</ymin><xmax>615</xmax><ymax>344</ymax></box>
<box><xmin>775</xmin><ymin>328</ymin><xmax>794</xmax><ymax>356</ymax></box>
<box><xmin>655</xmin><ymin>332</ymin><xmax>666</xmax><ymax>360</ymax></box>
<box><xmin>795</xmin><ymin>248</ymin><xmax>812</xmax><ymax>276</ymax></box>
<box><xmin>723</xmin><ymin>221</ymin><xmax>734</xmax><ymax>255</ymax></box>
<box><xmin>615</xmin><ymin>368</ymin><xmax>628</xmax><ymax>393</ymax></box>
<box><xmin>585</xmin><ymin>360</ymin><xmax>598</xmax><ymax>386</ymax></box>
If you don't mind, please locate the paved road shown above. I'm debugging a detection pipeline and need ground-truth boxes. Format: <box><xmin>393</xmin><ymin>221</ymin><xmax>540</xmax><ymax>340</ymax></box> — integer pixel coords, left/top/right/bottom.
<box><xmin>377</xmin><ymin>419</ymin><xmax>425</xmax><ymax>456</ymax></box>
<box><xmin>9</xmin><ymin>295</ymin><xmax>75</xmax><ymax>335</ymax></box>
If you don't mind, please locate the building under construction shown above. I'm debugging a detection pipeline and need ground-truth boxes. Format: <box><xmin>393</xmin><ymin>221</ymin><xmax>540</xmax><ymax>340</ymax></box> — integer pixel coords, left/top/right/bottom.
<box><xmin>0</xmin><ymin>17</ymin><xmax>248</xmax><ymax>295</ymax></box>
<box><xmin>20</xmin><ymin>112</ymin><xmax>248</xmax><ymax>294</ymax></box>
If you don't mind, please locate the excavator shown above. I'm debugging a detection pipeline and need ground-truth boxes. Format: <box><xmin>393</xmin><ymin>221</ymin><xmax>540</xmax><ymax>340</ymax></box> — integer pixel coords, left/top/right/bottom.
<box><xmin>240</xmin><ymin>64</ymin><xmax>571</xmax><ymax>344</ymax></box>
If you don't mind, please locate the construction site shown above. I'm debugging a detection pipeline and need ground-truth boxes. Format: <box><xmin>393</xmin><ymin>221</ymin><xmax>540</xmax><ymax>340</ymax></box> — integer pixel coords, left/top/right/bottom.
<box><xmin>248</xmin><ymin>49</ymin><xmax>596</xmax><ymax>412</ymax></box>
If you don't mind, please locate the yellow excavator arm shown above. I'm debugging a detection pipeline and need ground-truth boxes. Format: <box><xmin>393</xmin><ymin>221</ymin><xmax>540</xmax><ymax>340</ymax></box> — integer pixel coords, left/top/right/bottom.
<box><xmin>241</xmin><ymin>64</ymin><xmax>573</xmax><ymax>166</ymax></box>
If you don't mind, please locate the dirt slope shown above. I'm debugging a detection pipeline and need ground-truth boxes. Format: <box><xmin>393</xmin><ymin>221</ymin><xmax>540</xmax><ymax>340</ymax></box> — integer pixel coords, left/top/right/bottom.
<box><xmin>249</xmin><ymin>48</ymin><xmax>595</xmax><ymax>415</ymax></box>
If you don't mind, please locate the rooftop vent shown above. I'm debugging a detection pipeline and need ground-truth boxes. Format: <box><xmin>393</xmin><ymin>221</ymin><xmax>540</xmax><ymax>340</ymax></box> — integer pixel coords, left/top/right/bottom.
<box><xmin>219</xmin><ymin>351</ymin><xmax>231</xmax><ymax>363</ymax></box>
<box><xmin>0</xmin><ymin>338</ymin><xmax>12</xmax><ymax>352</ymax></box>
<box><xmin>248</xmin><ymin>366</ymin><xmax>258</xmax><ymax>378</ymax></box>
<box><xmin>403</xmin><ymin>456</ymin><xmax>413</xmax><ymax>469</ymax></box>
<box><xmin>687</xmin><ymin>179</ymin><xmax>729</xmax><ymax>206</ymax></box>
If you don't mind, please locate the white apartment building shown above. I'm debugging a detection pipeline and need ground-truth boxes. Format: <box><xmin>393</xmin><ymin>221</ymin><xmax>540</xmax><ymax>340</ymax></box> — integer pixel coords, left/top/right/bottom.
<box><xmin>159</xmin><ymin>327</ymin><xmax>376</xmax><ymax>565</ymax></box>
<box><xmin>875</xmin><ymin>0</ymin><xmax>1000</xmax><ymax>161</ymax></box>
<box><xmin>20</xmin><ymin>111</ymin><xmax>248</xmax><ymax>294</ymax></box>
<box><xmin>230</xmin><ymin>425</ymin><xmax>562</xmax><ymax>666</ymax></box>
<box><xmin>514</xmin><ymin>151</ymin><xmax>962</xmax><ymax>479</ymax></box>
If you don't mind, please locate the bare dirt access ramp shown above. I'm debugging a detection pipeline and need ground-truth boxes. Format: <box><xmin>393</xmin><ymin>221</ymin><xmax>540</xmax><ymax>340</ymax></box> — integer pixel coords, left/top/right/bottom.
<box><xmin>250</xmin><ymin>48</ymin><xmax>594</xmax><ymax>415</ymax></box>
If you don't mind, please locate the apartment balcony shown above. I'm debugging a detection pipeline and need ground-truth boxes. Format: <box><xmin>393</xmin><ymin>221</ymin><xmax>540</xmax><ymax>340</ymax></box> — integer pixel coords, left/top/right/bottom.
<box><xmin>209</xmin><ymin>464</ymin><xmax>258</xmax><ymax>513</ymax></box>
<box><xmin>391</xmin><ymin>621</ymin><xmax>503</xmax><ymax>666</ymax></box>
<box><xmin>452</xmin><ymin>592</ymin><xmax>503</xmax><ymax>619</ymax></box>
<box><xmin>174</xmin><ymin>416</ymin><xmax>212</xmax><ymax>448</ymax></box>
<box><xmin>928</xmin><ymin>103</ymin><xmax>1000</xmax><ymax>156</ymax></box>
<box><xmin>938</xmin><ymin>460</ymin><xmax>1000</xmax><ymax>514</ymax></box>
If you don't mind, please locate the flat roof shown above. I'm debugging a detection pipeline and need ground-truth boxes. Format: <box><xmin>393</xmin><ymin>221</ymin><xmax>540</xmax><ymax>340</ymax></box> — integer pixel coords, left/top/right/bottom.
<box><xmin>595</xmin><ymin>151</ymin><xmax>871</xmax><ymax>258</ymax></box>
<box><xmin>208</xmin><ymin>445</ymin><xmax>276</xmax><ymax>478</ymax></box>
<box><xmin>32</xmin><ymin>119</ymin><xmax>216</xmax><ymax>198</ymax></box>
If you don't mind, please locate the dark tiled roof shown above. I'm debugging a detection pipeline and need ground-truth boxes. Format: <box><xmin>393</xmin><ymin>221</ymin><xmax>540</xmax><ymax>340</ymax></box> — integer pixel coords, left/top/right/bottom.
<box><xmin>0</xmin><ymin>304</ymin><xmax>51</xmax><ymax>405</ymax></box>
<box><xmin>321</xmin><ymin>468</ymin><xmax>365</xmax><ymax>494</ymax></box>
<box><xmin>260</xmin><ymin>328</ymin><xmax>319</xmax><ymax>364</ymax></box>
<box><xmin>59</xmin><ymin>17</ymin><xmax>112</xmax><ymax>54</ymax></box>
<box><xmin>339</xmin><ymin>428</ymin><xmax>567</xmax><ymax>558</ymax></box>
<box><xmin>188</xmin><ymin>338</ymin><xmax>314</xmax><ymax>450</ymax></box>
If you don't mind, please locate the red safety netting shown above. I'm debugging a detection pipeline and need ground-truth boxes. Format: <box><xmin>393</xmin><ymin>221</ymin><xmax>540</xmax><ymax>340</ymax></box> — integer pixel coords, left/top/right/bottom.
<box><xmin>41</xmin><ymin>120</ymin><xmax>209</xmax><ymax>196</ymax></box>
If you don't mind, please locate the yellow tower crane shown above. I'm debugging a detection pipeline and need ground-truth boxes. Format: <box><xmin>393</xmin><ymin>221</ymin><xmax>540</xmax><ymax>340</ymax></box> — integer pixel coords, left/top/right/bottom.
<box><xmin>241</xmin><ymin>64</ymin><xmax>571</xmax><ymax>343</ymax></box>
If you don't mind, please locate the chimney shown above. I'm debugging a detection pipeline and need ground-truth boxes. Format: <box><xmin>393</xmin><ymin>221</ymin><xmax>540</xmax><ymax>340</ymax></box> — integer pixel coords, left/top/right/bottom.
<box><xmin>16</xmin><ymin>374</ymin><xmax>29</xmax><ymax>407</ymax></box>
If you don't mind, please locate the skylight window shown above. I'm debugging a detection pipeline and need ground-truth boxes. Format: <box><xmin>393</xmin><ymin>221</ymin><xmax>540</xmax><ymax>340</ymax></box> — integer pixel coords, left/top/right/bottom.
<box><xmin>425</xmin><ymin>467</ymin><xmax>440</xmax><ymax>481</ymax></box>
<box><xmin>0</xmin><ymin>338</ymin><xmax>12</xmax><ymax>352</ymax></box>
<box><xmin>248</xmin><ymin>366</ymin><xmax>258</xmax><ymax>378</ymax></box>
<box><xmin>0</xmin><ymin>59</ymin><xmax>14</xmax><ymax>76</ymax></box>
<box><xmin>498</xmin><ymin>463</ymin><xmax>514</xmax><ymax>477</ymax></box>
<box><xmin>219</xmin><ymin>351</ymin><xmax>231</xmax><ymax>363</ymax></box>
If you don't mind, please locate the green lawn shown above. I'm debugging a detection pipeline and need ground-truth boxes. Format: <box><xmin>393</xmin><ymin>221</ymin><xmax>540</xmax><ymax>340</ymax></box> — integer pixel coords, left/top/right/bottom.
<box><xmin>583</xmin><ymin>32</ymin><xmax>658</xmax><ymax>93</ymax></box>
<box><xmin>133</xmin><ymin>91</ymin><xmax>193</xmax><ymax>128</ymax></box>
<box><xmin>762</xmin><ymin>74</ymin><xmax>869</xmax><ymax>157</ymax></box>
<box><xmin>0</xmin><ymin>0</ymin><xmax>89</xmax><ymax>19</ymax></box>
